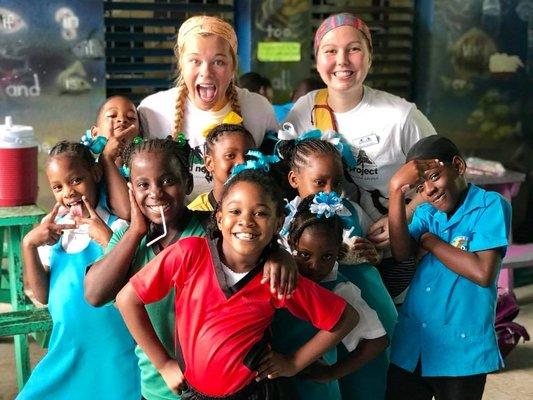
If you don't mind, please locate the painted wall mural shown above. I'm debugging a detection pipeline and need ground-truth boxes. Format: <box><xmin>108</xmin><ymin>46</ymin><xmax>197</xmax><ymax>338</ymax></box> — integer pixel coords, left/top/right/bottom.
<box><xmin>0</xmin><ymin>0</ymin><xmax>105</xmax><ymax>207</ymax></box>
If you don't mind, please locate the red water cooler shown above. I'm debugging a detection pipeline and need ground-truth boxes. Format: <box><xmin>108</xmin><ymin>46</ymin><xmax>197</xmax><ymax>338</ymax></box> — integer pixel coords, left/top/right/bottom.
<box><xmin>0</xmin><ymin>116</ymin><xmax>39</xmax><ymax>206</ymax></box>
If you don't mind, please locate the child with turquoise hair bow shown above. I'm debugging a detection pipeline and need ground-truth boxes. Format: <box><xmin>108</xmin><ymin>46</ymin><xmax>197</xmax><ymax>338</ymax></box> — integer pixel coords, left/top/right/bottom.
<box><xmin>272</xmin><ymin>191</ymin><xmax>388</xmax><ymax>400</ymax></box>
<box><xmin>81</xmin><ymin>95</ymin><xmax>143</xmax><ymax>220</ymax></box>
<box><xmin>276</xmin><ymin>127</ymin><xmax>398</xmax><ymax>400</ymax></box>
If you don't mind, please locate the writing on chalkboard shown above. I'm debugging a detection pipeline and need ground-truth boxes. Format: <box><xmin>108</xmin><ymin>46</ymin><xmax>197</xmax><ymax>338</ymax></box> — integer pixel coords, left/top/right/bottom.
<box><xmin>4</xmin><ymin>74</ymin><xmax>41</xmax><ymax>97</ymax></box>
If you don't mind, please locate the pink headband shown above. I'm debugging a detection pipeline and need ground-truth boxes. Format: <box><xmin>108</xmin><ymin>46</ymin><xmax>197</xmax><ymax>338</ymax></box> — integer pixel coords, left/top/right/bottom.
<box><xmin>314</xmin><ymin>13</ymin><xmax>372</xmax><ymax>54</ymax></box>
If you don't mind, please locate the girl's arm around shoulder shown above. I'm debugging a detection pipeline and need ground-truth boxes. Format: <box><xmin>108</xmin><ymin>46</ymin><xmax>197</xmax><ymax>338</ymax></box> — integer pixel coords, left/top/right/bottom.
<box><xmin>116</xmin><ymin>283</ymin><xmax>186</xmax><ymax>394</ymax></box>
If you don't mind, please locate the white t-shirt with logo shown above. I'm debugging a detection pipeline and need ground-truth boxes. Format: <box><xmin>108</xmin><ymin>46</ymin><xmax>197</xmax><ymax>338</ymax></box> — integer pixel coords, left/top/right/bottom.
<box><xmin>138</xmin><ymin>86</ymin><xmax>278</xmax><ymax>198</ymax></box>
<box><xmin>286</xmin><ymin>86</ymin><xmax>436</xmax><ymax>221</ymax></box>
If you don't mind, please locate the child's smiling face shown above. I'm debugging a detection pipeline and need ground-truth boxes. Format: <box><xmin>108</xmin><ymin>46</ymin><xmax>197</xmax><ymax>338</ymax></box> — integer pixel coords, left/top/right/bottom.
<box><xmin>92</xmin><ymin>96</ymin><xmax>140</xmax><ymax>142</ymax></box>
<box><xmin>46</xmin><ymin>155</ymin><xmax>101</xmax><ymax>218</ymax></box>
<box><xmin>217</xmin><ymin>181</ymin><xmax>283</xmax><ymax>271</ymax></box>
<box><xmin>130</xmin><ymin>151</ymin><xmax>192</xmax><ymax>226</ymax></box>
<box><xmin>294</xmin><ymin>224</ymin><xmax>341</xmax><ymax>283</ymax></box>
<box><xmin>415</xmin><ymin>157</ymin><xmax>467</xmax><ymax>215</ymax></box>
<box><xmin>288</xmin><ymin>153</ymin><xmax>344</xmax><ymax>198</ymax></box>
<box><xmin>204</xmin><ymin>132</ymin><xmax>255</xmax><ymax>186</ymax></box>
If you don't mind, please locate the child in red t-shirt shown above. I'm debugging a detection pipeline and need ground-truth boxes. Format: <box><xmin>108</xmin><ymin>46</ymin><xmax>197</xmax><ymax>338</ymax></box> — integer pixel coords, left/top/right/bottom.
<box><xmin>117</xmin><ymin>169</ymin><xmax>358</xmax><ymax>399</ymax></box>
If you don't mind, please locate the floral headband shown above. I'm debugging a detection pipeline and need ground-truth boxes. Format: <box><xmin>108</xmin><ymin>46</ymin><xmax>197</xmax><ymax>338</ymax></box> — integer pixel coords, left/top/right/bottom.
<box><xmin>228</xmin><ymin>150</ymin><xmax>279</xmax><ymax>181</ymax></box>
<box><xmin>276</xmin><ymin>122</ymin><xmax>357</xmax><ymax>168</ymax></box>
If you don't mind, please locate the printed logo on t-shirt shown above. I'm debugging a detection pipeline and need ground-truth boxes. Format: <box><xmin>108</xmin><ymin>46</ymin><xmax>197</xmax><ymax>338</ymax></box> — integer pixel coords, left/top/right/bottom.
<box><xmin>349</xmin><ymin>149</ymin><xmax>379</xmax><ymax>178</ymax></box>
<box><xmin>451</xmin><ymin>235</ymin><xmax>469</xmax><ymax>251</ymax></box>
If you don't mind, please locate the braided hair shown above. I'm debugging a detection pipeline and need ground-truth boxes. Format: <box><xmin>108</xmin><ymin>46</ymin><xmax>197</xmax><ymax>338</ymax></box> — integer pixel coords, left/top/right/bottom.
<box><xmin>207</xmin><ymin>169</ymin><xmax>285</xmax><ymax>240</ymax></box>
<box><xmin>47</xmin><ymin>140</ymin><xmax>96</xmax><ymax>168</ymax></box>
<box><xmin>277</xmin><ymin>138</ymin><xmax>343</xmax><ymax>172</ymax></box>
<box><xmin>122</xmin><ymin>136</ymin><xmax>192</xmax><ymax>185</ymax></box>
<box><xmin>287</xmin><ymin>194</ymin><xmax>345</xmax><ymax>255</ymax></box>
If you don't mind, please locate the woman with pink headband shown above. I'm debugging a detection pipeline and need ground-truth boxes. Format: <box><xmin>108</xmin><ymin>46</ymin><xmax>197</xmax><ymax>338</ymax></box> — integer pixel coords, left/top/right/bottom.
<box><xmin>138</xmin><ymin>16</ymin><xmax>278</xmax><ymax>199</ymax></box>
<box><xmin>285</xmin><ymin>12</ymin><xmax>436</xmax><ymax>400</ymax></box>
<box><xmin>287</xmin><ymin>12</ymin><xmax>436</xmax><ymax>299</ymax></box>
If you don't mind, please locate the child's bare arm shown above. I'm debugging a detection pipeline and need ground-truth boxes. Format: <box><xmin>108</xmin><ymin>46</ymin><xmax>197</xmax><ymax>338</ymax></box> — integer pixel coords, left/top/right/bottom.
<box><xmin>305</xmin><ymin>335</ymin><xmax>388</xmax><ymax>383</ymax></box>
<box><xmin>256</xmin><ymin>304</ymin><xmax>359</xmax><ymax>380</ymax></box>
<box><xmin>388</xmin><ymin>182</ymin><xmax>417</xmax><ymax>262</ymax></box>
<box><xmin>85</xmin><ymin>189</ymin><xmax>148</xmax><ymax>306</ymax></box>
<box><xmin>22</xmin><ymin>203</ymin><xmax>76</xmax><ymax>303</ymax></box>
<box><xmin>388</xmin><ymin>160</ymin><xmax>440</xmax><ymax>261</ymax></box>
<box><xmin>116</xmin><ymin>283</ymin><xmax>186</xmax><ymax>394</ymax></box>
<box><xmin>420</xmin><ymin>233</ymin><xmax>501</xmax><ymax>287</ymax></box>
<box><xmin>100</xmin><ymin>120</ymin><xmax>134</xmax><ymax>220</ymax></box>
<box><xmin>100</xmin><ymin>152</ymin><xmax>130</xmax><ymax>220</ymax></box>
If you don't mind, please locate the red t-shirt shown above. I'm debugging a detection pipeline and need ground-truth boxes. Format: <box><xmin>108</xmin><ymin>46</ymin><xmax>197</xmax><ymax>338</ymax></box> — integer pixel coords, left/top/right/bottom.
<box><xmin>130</xmin><ymin>237</ymin><xmax>347</xmax><ymax>396</ymax></box>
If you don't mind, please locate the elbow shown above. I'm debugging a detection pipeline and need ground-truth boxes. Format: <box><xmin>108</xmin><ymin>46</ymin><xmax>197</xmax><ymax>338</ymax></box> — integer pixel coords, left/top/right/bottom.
<box><xmin>34</xmin><ymin>291</ymin><xmax>49</xmax><ymax>305</ymax></box>
<box><xmin>376</xmin><ymin>335</ymin><xmax>389</xmax><ymax>353</ymax></box>
<box><xmin>475</xmin><ymin>274</ymin><xmax>493</xmax><ymax>288</ymax></box>
<box><xmin>115</xmin><ymin>284</ymin><xmax>133</xmax><ymax>313</ymax></box>
<box><xmin>343</xmin><ymin>304</ymin><xmax>360</xmax><ymax>334</ymax></box>
<box><xmin>83</xmin><ymin>274</ymin><xmax>107</xmax><ymax>307</ymax></box>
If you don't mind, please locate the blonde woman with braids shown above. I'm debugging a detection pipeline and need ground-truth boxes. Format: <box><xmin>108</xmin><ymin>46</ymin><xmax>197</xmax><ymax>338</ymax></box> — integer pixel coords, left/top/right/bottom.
<box><xmin>138</xmin><ymin>15</ymin><xmax>277</xmax><ymax>198</ymax></box>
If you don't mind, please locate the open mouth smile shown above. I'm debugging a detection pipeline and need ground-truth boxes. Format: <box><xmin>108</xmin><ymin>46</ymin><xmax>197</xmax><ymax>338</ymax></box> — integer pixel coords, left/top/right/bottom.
<box><xmin>197</xmin><ymin>83</ymin><xmax>217</xmax><ymax>103</ymax></box>
<box><xmin>232</xmin><ymin>232</ymin><xmax>259</xmax><ymax>241</ymax></box>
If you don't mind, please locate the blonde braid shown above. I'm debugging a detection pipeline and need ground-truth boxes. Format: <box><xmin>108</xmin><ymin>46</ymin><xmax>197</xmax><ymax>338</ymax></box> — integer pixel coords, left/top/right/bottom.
<box><xmin>172</xmin><ymin>75</ymin><xmax>188</xmax><ymax>138</ymax></box>
<box><xmin>226</xmin><ymin>79</ymin><xmax>241</xmax><ymax>116</ymax></box>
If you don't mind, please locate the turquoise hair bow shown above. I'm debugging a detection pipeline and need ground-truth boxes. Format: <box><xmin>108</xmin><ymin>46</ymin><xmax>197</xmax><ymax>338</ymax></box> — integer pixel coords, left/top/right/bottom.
<box><xmin>309</xmin><ymin>191</ymin><xmax>353</xmax><ymax>232</ymax></box>
<box><xmin>321</xmin><ymin>130</ymin><xmax>357</xmax><ymax>169</ymax></box>
<box><xmin>228</xmin><ymin>150</ymin><xmax>280</xmax><ymax>180</ymax></box>
<box><xmin>275</xmin><ymin>123</ymin><xmax>356</xmax><ymax>168</ymax></box>
<box><xmin>80</xmin><ymin>130</ymin><xmax>107</xmax><ymax>155</ymax></box>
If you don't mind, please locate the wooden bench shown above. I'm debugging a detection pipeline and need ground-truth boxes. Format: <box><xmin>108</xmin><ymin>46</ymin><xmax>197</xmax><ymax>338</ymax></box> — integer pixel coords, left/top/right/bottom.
<box><xmin>0</xmin><ymin>307</ymin><xmax>52</xmax><ymax>336</ymax></box>
<box><xmin>0</xmin><ymin>205</ymin><xmax>48</xmax><ymax>389</ymax></box>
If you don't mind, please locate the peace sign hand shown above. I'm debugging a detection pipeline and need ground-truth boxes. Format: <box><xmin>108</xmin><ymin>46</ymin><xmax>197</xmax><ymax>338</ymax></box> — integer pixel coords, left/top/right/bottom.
<box><xmin>74</xmin><ymin>196</ymin><xmax>113</xmax><ymax>248</ymax></box>
<box><xmin>23</xmin><ymin>203</ymin><xmax>77</xmax><ymax>248</ymax></box>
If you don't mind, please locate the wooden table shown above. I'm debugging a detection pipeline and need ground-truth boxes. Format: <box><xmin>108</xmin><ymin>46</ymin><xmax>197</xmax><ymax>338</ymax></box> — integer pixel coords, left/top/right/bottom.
<box><xmin>0</xmin><ymin>205</ymin><xmax>52</xmax><ymax>389</ymax></box>
<box><xmin>467</xmin><ymin>170</ymin><xmax>533</xmax><ymax>292</ymax></box>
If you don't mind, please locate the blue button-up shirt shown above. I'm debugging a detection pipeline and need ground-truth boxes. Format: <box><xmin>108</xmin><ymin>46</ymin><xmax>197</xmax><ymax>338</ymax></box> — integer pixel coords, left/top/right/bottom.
<box><xmin>390</xmin><ymin>184</ymin><xmax>511</xmax><ymax>376</ymax></box>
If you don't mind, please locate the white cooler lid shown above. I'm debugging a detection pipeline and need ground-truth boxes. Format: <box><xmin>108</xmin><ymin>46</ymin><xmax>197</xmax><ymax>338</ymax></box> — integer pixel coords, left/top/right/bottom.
<box><xmin>0</xmin><ymin>116</ymin><xmax>38</xmax><ymax>148</ymax></box>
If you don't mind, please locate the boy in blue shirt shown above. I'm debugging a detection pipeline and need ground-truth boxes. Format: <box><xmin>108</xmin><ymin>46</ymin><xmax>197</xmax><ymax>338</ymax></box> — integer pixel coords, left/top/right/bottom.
<box><xmin>386</xmin><ymin>136</ymin><xmax>511</xmax><ymax>400</ymax></box>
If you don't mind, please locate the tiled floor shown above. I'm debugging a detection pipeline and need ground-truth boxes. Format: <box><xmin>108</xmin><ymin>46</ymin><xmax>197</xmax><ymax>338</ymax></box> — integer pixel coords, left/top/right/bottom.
<box><xmin>1</xmin><ymin>285</ymin><xmax>532</xmax><ymax>400</ymax></box>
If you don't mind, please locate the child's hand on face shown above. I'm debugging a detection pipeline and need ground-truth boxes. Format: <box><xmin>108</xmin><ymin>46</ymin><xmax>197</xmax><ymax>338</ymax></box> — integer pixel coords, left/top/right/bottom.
<box><xmin>261</xmin><ymin>247</ymin><xmax>298</xmax><ymax>299</ymax></box>
<box><xmin>101</xmin><ymin>119</ymin><xmax>132</xmax><ymax>162</ymax></box>
<box><xmin>127</xmin><ymin>183</ymin><xmax>148</xmax><ymax>237</ymax></box>
<box><xmin>74</xmin><ymin>196</ymin><xmax>113</xmax><ymax>248</ymax></box>
<box><xmin>256</xmin><ymin>351</ymin><xmax>298</xmax><ymax>381</ymax></box>
<box><xmin>159</xmin><ymin>359</ymin><xmax>186</xmax><ymax>395</ymax></box>
<box><xmin>390</xmin><ymin>159</ymin><xmax>442</xmax><ymax>194</ymax></box>
<box><xmin>23</xmin><ymin>203</ymin><xmax>77</xmax><ymax>248</ymax></box>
